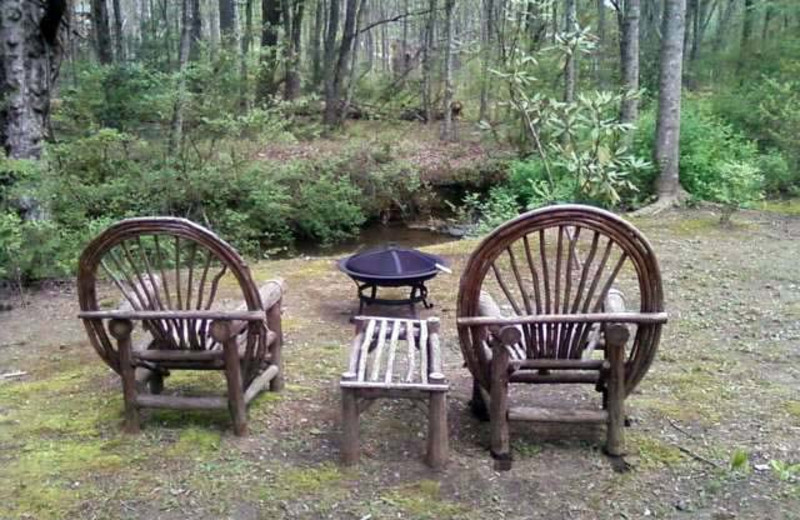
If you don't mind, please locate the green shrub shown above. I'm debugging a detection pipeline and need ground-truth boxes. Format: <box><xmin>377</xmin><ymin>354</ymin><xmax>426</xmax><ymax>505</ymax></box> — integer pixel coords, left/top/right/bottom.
<box><xmin>704</xmin><ymin>161</ymin><xmax>764</xmax><ymax>225</ymax></box>
<box><xmin>634</xmin><ymin>99</ymin><xmax>766</xmax><ymax>204</ymax></box>
<box><xmin>293</xmin><ymin>172</ymin><xmax>366</xmax><ymax>245</ymax></box>
<box><xmin>756</xmin><ymin>151</ymin><xmax>796</xmax><ymax>197</ymax></box>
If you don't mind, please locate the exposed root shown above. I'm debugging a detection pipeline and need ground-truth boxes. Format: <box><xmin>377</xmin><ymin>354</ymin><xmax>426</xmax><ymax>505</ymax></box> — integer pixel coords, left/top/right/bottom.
<box><xmin>630</xmin><ymin>190</ymin><xmax>690</xmax><ymax>217</ymax></box>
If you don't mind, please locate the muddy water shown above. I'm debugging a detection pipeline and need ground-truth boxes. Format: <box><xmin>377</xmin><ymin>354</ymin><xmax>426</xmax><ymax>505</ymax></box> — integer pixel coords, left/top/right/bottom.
<box><xmin>294</xmin><ymin>223</ymin><xmax>458</xmax><ymax>258</ymax></box>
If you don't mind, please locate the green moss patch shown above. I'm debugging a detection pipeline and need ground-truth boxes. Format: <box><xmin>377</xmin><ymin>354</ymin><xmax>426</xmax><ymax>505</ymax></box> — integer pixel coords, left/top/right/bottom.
<box><xmin>378</xmin><ymin>480</ymin><xmax>469</xmax><ymax>519</ymax></box>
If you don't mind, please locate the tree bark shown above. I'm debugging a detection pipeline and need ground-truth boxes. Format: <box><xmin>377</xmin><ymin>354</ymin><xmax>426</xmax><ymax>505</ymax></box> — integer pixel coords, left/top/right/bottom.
<box><xmin>479</xmin><ymin>0</ymin><xmax>494</xmax><ymax>121</ymax></box>
<box><xmin>240</xmin><ymin>0</ymin><xmax>253</xmax><ymax>109</ymax></box>
<box><xmin>92</xmin><ymin>0</ymin><xmax>114</xmax><ymax>64</ymax></box>
<box><xmin>654</xmin><ymin>0</ymin><xmax>687</xmax><ymax>200</ymax></box>
<box><xmin>441</xmin><ymin>0</ymin><xmax>456</xmax><ymax>141</ymax></box>
<box><xmin>258</xmin><ymin>0</ymin><xmax>282</xmax><ymax>103</ymax></box>
<box><xmin>739</xmin><ymin>0</ymin><xmax>755</xmax><ymax>70</ymax></box>
<box><xmin>0</xmin><ymin>0</ymin><xmax>65</xmax><ymax>159</ymax></box>
<box><xmin>620</xmin><ymin>0</ymin><xmax>640</xmax><ymax>129</ymax></box>
<box><xmin>563</xmin><ymin>0</ymin><xmax>577</xmax><ymax>104</ymax></box>
<box><xmin>189</xmin><ymin>0</ymin><xmax>202</xmax><ymax>61</ymax></box>
<box><xmin>310</xmin><ymin>0</ymin><xmax>324</xmax><ymax>89</ymax></box>
<box><xmin>323</xmin><ymin>0</ymin><xmax>359</xmax><ymax>125</ymax></box>
<box><xmin>421</xmin><ymin>0</ymin><xmax>436</xmax><ymax>124</ymax></box>
<box><xmin>218</xmin><ymin>0</ymin><xmax>237</xmax><ymax>49</ymax></box>
<box><xmin>322</xmin><ymin>0</ymin><xmax>341</xmax><ymax>123</ymax></box>
<box><xmin>283</xmin><ymin>0</ymin><xmax>306</xmax><ymax>100</ymax></box>
<box><xmin>113</xmin><ymin>0</ymin><xmax>125</xmax><ymax>61</ymax></box>
<box><xmin>595</xmin><ymin>0</ymin><xmax>607</xmax><ymax>89</ymax></box>
<box><xmin>169</xmin><ymin>0</ymin><xmax>194</xmax><ymax>155</ymax></box>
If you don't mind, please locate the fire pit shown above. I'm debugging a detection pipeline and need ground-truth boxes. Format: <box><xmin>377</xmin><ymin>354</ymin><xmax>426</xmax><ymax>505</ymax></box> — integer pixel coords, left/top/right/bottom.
<box><xmin>338</xmin><ymin>245</ymin><xmax>449</xmax><ymax>316</ymax></box>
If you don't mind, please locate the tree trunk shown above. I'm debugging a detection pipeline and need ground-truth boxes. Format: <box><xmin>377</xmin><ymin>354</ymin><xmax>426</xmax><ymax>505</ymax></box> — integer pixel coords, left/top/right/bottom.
<box><xmin>739</xmin><ymin>0</ymin><xmax>754</xmax><ymax>70</ymax></box>
<box><xmin>441</xmin><ymin>0</ymin><xmax>456</xmax><ymax>141</ymax></box>
<box><xmin>258</xmin><ymin>0</ymin><xmax>282</xmax><ymax>103</ymax></box>
<box><xmin>169</xmin><ymin>0</ymin><xmax>194</xmax><ymax>155</ymax></box>
<box><xmin>421</xmin><ymin>0</ymin><xmax>436</xmax><ymax>124</ymax></box>
<box><xmin>324</xmin><ymin>0</ymin><xmax>359</xmax><ymax>126</ymax></box>
<box><xmin>283</xmin><ymin>0</ymin><xmax>305</xmax><ymax>100</ymax></box>
<box><xmin>595</xmin><ymin>0</ymin><xmax>607</xmax><ymax>89</ymax></box>
<box><xmin>322</xmin><ymin>0</ymin><xmax>341</xmax><ymax>124</ymax></box>
<box><xmin>563</xmin><ymin>0</ymin><xmax>577</xmax><ymax>103</ymax></box>
<box><xmin>92</xmin><ymin>0</ymin><xmax>114</xmax><ymax>64</ymax></box>
<box><xmin>340</xmin><ymin>0</ymin><xmax>365</xmax><ymax>124</ymax></box>
<box><xmin>0</xmin><ymin>0</ymin><xmax>65</xmax><ymax>159</ymax></box>
<box><xmin>218</xmin><ymin>0</ymin><xmax>237</xmax><ymax>49</ymax></box>
<box><xmin>479</xmin><ymin>0</ymin><xmax>493</xmax><ymax>121</ymax></box>
<box><xmin>113</xmin><ymin>0</ymin><xmax>125</xmax><ymax>61</ymax></box>
<box><xmin>654</xmin><ymin>0</ymin><xmax>687</xmax><ymax>200</ymax></box>
<box><xmin>240</xmin><ymin>0</ymin><xmax>253</xmax><ymax>110</ymax></box>
<box><xmin>713</xmin><ymin>0</ymin><xmax>735</xmax><ymax>52</ymax></box>
<box><xmin>310</xmin><ymin>0</ymin><xmax>324</xmax><ymax>89</ymax></box>
<box><xmin>189</xmin><ymin>0</ymin><xmax>202</xmax><ymax>61</ymax></box>
<box><xmin>620</xmin><ymin>0</ymin><xmax>640</xmax><ymax>129</ymax></box>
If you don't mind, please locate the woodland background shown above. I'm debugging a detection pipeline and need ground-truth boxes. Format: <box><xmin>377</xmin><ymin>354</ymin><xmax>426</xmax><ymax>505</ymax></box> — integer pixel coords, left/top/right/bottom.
<box><xmin>1</xmin><ymin>0</ymin><xmax>799</xmax><ymax>281</ymax></box>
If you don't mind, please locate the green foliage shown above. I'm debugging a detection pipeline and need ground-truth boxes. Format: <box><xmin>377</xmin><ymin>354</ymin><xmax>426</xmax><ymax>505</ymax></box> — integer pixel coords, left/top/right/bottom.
<box><xmin>705</xmin><ymin>161</ymin><xmax>764</xmax><ymax>224</ymax></box>
<box><xmin>456</xmin><ymin>186</ymin><xmax>520</xmax><ymax>234</ymax></box>
<box><xmin>770</xmin><ymin>460</ymin><xmax>800</xmax><ymax>482</ymax></box>
<box><xmin>493</xmin><ymin>45</ymin><xmax>649</xmax><ymax>208</ymax></box>
<box><xmin>293</xmin><ymin>171</ymin><xmax>366</xmax><ymax>245</ymax></box>
<box><xmin>729</xmin><ymin>448</ymin><xmax>751</xmax><ymax>474</ymax></box>
<box><xmin>634</xmin><ymin>99</ymin><xmax>767</xmax><ymax>208</ymax></box>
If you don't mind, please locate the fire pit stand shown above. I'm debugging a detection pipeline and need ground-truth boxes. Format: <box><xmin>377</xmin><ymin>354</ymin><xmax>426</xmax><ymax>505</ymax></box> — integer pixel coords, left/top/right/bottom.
<box><xmin>338</xmin><ymin>246</ymin><xmax>448</xmax><ymax>317</ymax></box>
<box><xmin>355</xmin><ymin>280</ymin><xmax>432</xmax><ymax>315</ymax></box>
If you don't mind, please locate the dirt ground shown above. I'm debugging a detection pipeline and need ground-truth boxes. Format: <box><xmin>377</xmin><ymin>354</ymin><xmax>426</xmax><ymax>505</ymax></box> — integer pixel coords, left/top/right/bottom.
<box><xmin>1</xmin><ymin>208</ymin><xmax>799</xmax><ymax>519</ymax></box>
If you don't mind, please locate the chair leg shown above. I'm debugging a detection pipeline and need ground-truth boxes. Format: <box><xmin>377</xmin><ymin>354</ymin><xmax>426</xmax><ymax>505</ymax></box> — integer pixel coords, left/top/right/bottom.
<box><xmin>267</xmin><ymin>303</ymin><xmax>284</xmax><ymax>392</ymax></box>
<box><xmin>490</xmin><ymin>344</ymin><xmax>512</xmax><ymax>470</ymax></box>
<box><xmin>341</xmin><ymin>388</ymin><xmax>360</xmax><ymax>466</ymax></box>
<box><xmin>469</xmin><ymin>378</ymin><xmax>490</xmax><ymax>422</ymax></box>
<box><xmin>426</xmin><ymin>391</ymin><xmax>448</xmax><ymax>470</ymax></box>
<box><xmin>110</xmin><ymin>319</ymin><xmax>140</xmax><ymax>434</ymax></box>
<box><xmin>223</xmin><ymin>339</ymin><xmax>248</xmax><ymax>436</ymax></box>
<box><xmin>605</xmin><ymin>325</ymin><xmax>628</xmax><ymax>457</ymax></box>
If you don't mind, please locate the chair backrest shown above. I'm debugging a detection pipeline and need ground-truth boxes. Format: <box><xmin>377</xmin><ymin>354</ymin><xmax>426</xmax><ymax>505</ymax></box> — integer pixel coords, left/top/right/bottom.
<box><xmin>78</xmin><ymin>217</ymin><xmax>264</xmax><ymax>374</ymax></box>
<box><xmin>457</xmin><ymin>205</ymin><xmax>664</xmax><ymax>395</ymax></box>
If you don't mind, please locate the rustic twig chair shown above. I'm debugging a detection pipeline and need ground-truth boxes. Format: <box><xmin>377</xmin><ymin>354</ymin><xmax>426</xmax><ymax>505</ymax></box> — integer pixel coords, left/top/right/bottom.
<box><xmin>456</xmin><ymin>205</ymin><xmax>666</xmax><ymax>469</ymax></box>
<box><xmin>78</xmin><ymin>217</ymin><xmax>284</xmax><ymax>435</ymax></box>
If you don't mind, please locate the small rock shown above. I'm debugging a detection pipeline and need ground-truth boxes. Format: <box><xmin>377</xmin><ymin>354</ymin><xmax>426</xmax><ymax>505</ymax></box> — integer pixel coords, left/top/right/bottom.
<box><xmin>675</xmin><ymin>499</ymin><xmax>692</xmax><ymax>512</ymax></box>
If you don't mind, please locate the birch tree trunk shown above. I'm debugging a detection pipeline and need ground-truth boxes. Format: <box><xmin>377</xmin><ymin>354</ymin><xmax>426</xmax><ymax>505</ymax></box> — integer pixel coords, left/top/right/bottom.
<box><xmin>654</xmin><ymin>0</ymin><xmax>687</xmax><ymax>201</ymax></box>
<box><xmin>0</xmin><ymin>0</ymin><xmax>65</xmax><ymax>159</ymax></box>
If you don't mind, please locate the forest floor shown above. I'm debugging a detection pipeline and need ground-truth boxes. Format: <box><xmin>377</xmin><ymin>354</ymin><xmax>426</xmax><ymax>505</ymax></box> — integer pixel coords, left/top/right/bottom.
<box><xmin>1</xmin><ymin>207</ymin><xmax>800</xmax><ymax>519</ymax></box>
<box><xmin>257</xmin><ymin>120</ymin><xmax>513</xmax><ymax>186</ymax></box>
